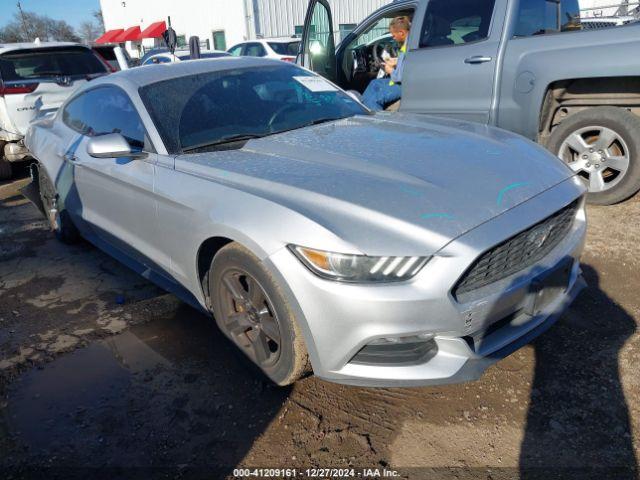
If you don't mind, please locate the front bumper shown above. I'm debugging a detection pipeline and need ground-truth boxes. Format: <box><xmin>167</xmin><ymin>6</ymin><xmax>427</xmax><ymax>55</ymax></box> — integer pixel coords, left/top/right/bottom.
<box><xmin>266</xmin><ymin>178</ymin><xmax>587</xmax><ymax>387</ymax></box>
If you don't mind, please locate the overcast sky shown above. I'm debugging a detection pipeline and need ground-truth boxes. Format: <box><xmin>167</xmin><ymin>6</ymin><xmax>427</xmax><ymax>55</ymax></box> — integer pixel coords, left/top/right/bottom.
<box><xmin>0</xmin><ymin>0</ymin><xmax>102</xmax><ymax>28</ymax></box>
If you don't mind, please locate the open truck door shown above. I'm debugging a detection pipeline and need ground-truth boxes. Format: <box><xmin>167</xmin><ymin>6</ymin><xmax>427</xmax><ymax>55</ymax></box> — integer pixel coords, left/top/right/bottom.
<box><xmin>298</xmin><ymin>0</ymin><xmax>337</xmax><ymax>83</ymax></box>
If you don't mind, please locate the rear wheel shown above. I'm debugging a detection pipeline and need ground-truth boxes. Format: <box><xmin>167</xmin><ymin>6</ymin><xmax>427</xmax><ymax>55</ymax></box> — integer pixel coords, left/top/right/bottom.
<box><xmin>0</xmin><ymin>159</ymin><xmax>11</xmax><ymax>180</ymax></box>
<box><xmin>547</xmin><ymin>107</ymin><xmax>640</xmax><ymax>205</ymax></box>
<box><xmin>37</xmin><ymin>167</ymin><xmax>80</xmax><ymax>244</ymax></box>
<box><xmin>209</xmin><ymin>243</ymin><xmax>310</xmax><ymax>386</ymax></box>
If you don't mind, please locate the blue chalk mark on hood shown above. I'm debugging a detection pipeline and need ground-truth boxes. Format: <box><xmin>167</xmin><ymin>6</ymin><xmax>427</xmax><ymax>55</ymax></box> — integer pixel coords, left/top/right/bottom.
<box><xmin>497</xmin><ymin>182</ymin><xmax>528</xmax><ymax>206</ymax></box>
<box><xmin>421</xmin><ymin>213</ymin><xmax>455</xmax><ymax>220</ymax></box>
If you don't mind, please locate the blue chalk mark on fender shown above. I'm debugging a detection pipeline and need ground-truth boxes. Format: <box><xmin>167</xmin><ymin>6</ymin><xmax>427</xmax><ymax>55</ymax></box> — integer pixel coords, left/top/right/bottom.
<box><xmin>421</xmin><ymin>213</ymin><xmax>455</xmax><ymax>220</ymax></box>
<box><xmin>497</xmin><ymin>182</ymin><xmax>529</xmax><ymax>206</ymax></box>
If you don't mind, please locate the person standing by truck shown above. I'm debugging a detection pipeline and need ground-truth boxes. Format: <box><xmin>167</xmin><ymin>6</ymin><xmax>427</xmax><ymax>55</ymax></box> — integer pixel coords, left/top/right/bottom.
<box><xmin>361</xmin><ymin>16</ymin><xmax>411</xmax><ymax>111</ymax></box>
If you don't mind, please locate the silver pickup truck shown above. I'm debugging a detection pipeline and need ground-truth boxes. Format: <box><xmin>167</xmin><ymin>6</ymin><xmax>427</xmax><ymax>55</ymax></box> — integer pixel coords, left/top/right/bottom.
<box><xmin>299</xmin><ymin>0</ymin><xmax>640</xmax><ymax>205</ymax></box>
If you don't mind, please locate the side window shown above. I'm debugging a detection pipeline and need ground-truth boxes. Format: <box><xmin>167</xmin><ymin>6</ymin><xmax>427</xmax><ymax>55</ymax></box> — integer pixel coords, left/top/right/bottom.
<box><xmin>62</xmin><ymin>94</ymin><xmax>90</xmax><ymax>135</ymax></box>
<box><xmin>339</xmin><ymin>23</ymin><xmax>357</xmax><ymax>42</ymax></box>
<box><xmin>63</xmin><ymin>87</ymin><xmax>148</xmax><ymax>150</ymax></box>
<box><xmin>213</xmin><ymin>30</ymin><xmax>227</xmax><ymax>51</ymax></box>
<box><xmin>514</xmin><ymin>0</ymin><xmax>582</xmax><ymax>37</ymax></box>
<box><xmin>228</xmin><ymin>45</ymin><xmax>243</xmax><ymax>56</ymax></box>
<box><xmin>145</xmin><ymin>55</ymin><xmax>172</xmax><ymax>65</ymax></box>
<box><xmin>244</xmin><ymin>43</ymin><xmax>266</xmax><ymax>57</ymax></box>
<box><xmin>419</xmin><ymin>0</ymin><xmax>496</xmax><ymax>48</ymax></box>
<box><xmin>351</xmin><ymin>17</ymin><xmax>393</xmax><ymax>48</ymax></box>
<box><xmin>302</xmin><ymin>0</ymin><xmax>337</xmax><ymax>81</ymax></box>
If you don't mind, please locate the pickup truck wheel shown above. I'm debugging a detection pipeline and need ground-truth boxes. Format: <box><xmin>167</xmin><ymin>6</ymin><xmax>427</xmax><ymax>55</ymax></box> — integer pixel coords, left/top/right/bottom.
<box><xmin>37</xmin><ymin>167</ymin><xmax>80</xmax><ymax>244</ymax></box>
<box><xmin>209</xmin><ymin>243</ymin><xmax>311</xmax><ymax>386</ymax></box>
<box><xmin>548</xmin><ymin>107</ymin><xmax>640</xmax><ymax>205</ymax></box>
<box><xmin>0</xmin><ymin>159</ymin><xmax>12</xmax><ymax>180</ymax></box>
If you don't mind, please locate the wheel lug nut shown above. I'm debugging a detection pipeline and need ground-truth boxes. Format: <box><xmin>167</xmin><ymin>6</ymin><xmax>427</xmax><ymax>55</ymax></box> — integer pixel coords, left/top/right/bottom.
<box><xmin>582</xmin><ymin>155</ymin><xmax>588</xmax><ymax>159</ymax></box>
<box><xmin>595</xmin><ymin>164</ymin><xmax>600</xmax><ymax>168</ymax></box>
<box><xmin>586</xmin><ymin>163</ymin><xmax>591</xmax><ymax>167</ymax></box>
<box><xmin>589</xmin><ymin>148</ymin><xmax>594</xmax><ymax>153</ymax></box>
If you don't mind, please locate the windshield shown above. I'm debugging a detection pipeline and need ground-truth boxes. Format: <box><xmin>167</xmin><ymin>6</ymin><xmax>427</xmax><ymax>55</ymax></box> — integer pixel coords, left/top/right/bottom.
<box><xmin>268</xmin><ymin>41</ymin><xmax>300</xmax><ymax>56</ymax></box>
<box><xmin>139</xmin><ymin>64</ymin><xmax>368</xmax><ymax>154</ymax></box>
<box><xmin>0</xmin><ymin>47</ymin><xmax>107</xmax><ymax>82</ymax></box>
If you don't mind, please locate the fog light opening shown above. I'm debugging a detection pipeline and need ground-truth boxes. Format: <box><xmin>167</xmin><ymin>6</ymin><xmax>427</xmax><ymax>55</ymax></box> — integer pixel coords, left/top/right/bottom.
<box><xmin>351</xmin><ymin>335</ymin><xmax>438</xmax><ymax>366</ymax></box>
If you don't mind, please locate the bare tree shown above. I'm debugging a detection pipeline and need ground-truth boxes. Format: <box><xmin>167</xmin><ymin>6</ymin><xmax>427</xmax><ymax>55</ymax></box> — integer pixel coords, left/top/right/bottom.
<box><xmin>78</xmin><ymin>21</ymin><xmax>102</xmax><ymax>43</ymax></box>
<box><xmin>0</xmin><ymin>10</ymin><xmax>80</xmax><ymax>43</ymax></box>
<box><xmin>93</xmin><ymin>9</ymin><xmax>105</xmax><ymax>32</ymax></box>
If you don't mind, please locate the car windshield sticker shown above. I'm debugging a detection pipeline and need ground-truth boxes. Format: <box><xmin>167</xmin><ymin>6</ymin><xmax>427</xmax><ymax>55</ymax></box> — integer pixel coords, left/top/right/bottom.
<box><xmin>293</xmin><ymin>76</ymin><xmax>339</xmax><ymax>93</ymax></box>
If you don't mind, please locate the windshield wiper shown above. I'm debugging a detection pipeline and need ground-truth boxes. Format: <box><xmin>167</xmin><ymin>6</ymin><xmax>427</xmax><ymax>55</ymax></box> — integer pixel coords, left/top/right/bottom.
<box><xmin>182</xmin><ymin>134</ymin><xmax>265</xmax><ymax>153</ymax></box>
<box><xmin>307</xmin><ymin>117</ymin><xmax>344</xmax><ymax>127</ymax></box>
<box><xmin>270</xmin><ymin>117</ymin><xmax>346</xmax><ymax>137</ymax></box>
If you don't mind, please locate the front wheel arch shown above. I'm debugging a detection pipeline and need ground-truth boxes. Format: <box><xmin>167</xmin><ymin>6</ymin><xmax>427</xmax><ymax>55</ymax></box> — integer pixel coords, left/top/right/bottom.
<box><xmin>197</xmin><ymin>236</ymin><xmax>234</xmax><ymax>310</ymax></box>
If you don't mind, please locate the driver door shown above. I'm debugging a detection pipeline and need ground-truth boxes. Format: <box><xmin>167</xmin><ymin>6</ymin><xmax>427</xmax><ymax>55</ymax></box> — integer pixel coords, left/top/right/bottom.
<box><xmin>61</xmin><ymin>85</ymin><xmax>159</xmax><ymax>265</ymax></box>
<box><xmin>298</xmin><ymin>0</ymin><xmax>337</xmax><ymax>83</ymax></box>
<box><xmin>401</xmin><ymin>0</ymin><xmax>504</xmax><ymax>123</ymax></box>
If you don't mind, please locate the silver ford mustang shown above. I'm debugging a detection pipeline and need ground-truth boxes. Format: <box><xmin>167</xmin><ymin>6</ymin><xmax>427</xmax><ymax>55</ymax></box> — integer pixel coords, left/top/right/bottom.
<box><xmin>25</xmin><ymin>57</ymin><xmax>587</xmax><ymax>387</ymax></box>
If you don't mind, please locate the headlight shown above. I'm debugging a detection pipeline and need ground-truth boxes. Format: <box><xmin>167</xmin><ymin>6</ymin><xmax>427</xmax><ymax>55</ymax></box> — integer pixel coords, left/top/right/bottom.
<box><xmin>289</xmin><ymin>246</ymin><xmax>430</xmax><ymax>283</ymax></box>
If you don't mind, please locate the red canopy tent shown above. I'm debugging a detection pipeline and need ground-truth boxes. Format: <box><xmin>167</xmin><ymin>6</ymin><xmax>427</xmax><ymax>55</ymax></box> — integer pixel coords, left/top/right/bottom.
<box><xmin>138</xmin><ymin>21</ymin><xmax>167</xmax><ymax>40</ymax></box>
<box><xmin>95</xmin><ymin>29</ymin><xmax>124</xmax><ymax>44</ymax></box>
<box><xmin>113</xmin><ymin>26</ymin><xmax>142</xmax><ymax>43</ymax></box>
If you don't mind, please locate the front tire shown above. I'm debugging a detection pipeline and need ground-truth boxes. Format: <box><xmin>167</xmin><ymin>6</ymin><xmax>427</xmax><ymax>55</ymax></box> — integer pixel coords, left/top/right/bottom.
<box><xmin>547</xmin><ymin>107</ymin><xmax>640</xmax><ymax>205</ymax></box>
<box><xmin>208</xmin><ymin>243</ymin><xmax>310</xmax><ymax>386</ymax></box>
<box><xmin>37</xmin><ymin>167</ymin><xmax>80</xmax><ymax>244</ymax></box>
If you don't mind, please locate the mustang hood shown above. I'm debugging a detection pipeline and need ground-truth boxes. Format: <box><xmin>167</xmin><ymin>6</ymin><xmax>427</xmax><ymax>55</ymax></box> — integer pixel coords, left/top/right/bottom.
<box><xmin>177</xmin><ymin>113</ymin><xmax>576</xmax><ymax>255</ymax></box>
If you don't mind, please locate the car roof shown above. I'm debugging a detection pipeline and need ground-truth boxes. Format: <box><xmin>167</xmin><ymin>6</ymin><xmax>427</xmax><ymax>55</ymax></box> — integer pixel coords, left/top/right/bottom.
<box><xmin>0</xmin><ymin>41</ymin><xmax>83</xmax><ymax>54</ymax></box>
<box><xmin>263</xmin><ymin>38</ymin><xmax>300</xmax><ymax>43</ymax></box>
<box><xmin>233</xmin><ymin>38</ymin><xmax>299</xmax><ymax>45</ymax></box>
<box><xmin>94</xmin><ymin>56</ymin><xmax>286</xmax><ymax>88</ymax></box>
<box><xmin>150</xmin><ymin>49</ymin><xmax>228</xmax><ymax>57</ymax></box>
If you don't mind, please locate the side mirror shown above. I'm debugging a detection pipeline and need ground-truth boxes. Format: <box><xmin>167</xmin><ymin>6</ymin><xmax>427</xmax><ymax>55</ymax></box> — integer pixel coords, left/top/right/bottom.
<box><xmin>87</xmin><ymin>133</ymin><xmax>146</xmax><ymax>159</ymax></box>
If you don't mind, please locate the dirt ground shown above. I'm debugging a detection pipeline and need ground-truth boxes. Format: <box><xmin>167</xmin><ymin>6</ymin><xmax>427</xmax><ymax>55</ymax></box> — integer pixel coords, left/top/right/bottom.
<box><xmin>0</xmin><ymin>169</ymin><xmax>638</xmax><ymax>480</ymax></box>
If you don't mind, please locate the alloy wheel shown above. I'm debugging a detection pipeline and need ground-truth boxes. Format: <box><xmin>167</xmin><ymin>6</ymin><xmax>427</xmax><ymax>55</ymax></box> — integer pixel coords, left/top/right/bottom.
<box><xmin>559</xmin><ymin>125</ymin><xmax>630</xmax><ymax>193</ymax></box>
<box><xmin>219</xmin><ymin>268</ymin><xmax>282</xmax><ymax>367</ymax></box>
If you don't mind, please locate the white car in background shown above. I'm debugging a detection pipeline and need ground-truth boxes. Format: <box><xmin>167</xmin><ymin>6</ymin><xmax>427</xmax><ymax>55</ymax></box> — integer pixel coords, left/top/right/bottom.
<box><xmin>141</xmin><ymin>50</ymin><xmax>230</xmax><ymax>66</ymax></box>
<box><xmin>0</xmin><ymin>42</ymin><xmax>109</xmax><ymax>179</ymax></box>
<box><xmin>227</xmin><ymin>38</ymin><xmax>301</xmax><ymax>62</ymax></box>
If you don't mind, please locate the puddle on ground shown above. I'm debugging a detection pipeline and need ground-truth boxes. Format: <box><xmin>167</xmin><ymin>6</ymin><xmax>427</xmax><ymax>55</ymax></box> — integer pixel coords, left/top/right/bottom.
<box><xmin>3</xmin><ymin>305</ymin><xmax>291</xmax><ymax>469</ymax></box>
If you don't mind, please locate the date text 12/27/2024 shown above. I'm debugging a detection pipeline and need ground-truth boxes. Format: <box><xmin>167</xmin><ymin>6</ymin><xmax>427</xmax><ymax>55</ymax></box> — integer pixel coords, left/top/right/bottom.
<box><xmin>233</xmin><ymin>468</ymin><xmax>401</xmax><ymax>478</ymax></box>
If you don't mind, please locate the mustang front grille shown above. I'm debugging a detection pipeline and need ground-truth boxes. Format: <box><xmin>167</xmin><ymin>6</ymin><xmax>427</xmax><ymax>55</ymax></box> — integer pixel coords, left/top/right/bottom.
<box><xmin>453</xmin><ymin>199</ymin><xmax>580</xmax><ymax>298</ymax></box>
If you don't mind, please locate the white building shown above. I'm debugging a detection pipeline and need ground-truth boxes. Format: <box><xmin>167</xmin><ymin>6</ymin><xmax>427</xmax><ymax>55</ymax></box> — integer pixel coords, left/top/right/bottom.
<box><xmin>99</xmin><ymin>0</ymin><xmax>392</xmax><ymax>58</ymax></box>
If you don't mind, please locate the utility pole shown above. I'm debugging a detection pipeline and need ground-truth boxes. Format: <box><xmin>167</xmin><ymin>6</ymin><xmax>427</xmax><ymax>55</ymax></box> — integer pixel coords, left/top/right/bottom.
<box><xmin>17</xmin><ymin>1</ymin><xmax>32</xmax><ymax>41</ymax></box>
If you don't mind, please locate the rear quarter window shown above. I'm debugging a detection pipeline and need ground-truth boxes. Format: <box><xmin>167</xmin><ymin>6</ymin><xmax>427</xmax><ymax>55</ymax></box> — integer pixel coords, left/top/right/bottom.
<box><xmin>514</xmin><ymin>0</ymin><xmax>582</xmax><ymax>36</ymax></box>
<box><xmin>268</xmin><ymin>42</ymin><xmax>301</xmax><ymax>56</ymax></box>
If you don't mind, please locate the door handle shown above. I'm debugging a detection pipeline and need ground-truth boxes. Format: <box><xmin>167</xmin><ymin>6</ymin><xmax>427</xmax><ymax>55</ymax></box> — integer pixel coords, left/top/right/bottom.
<box><xmin>465</xmin><ymin>56</ymin><xmax>493</xmax><ymax>64</ymax></box>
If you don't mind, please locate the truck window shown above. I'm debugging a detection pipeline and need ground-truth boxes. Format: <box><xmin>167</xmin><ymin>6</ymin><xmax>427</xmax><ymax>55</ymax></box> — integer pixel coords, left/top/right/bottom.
<box><xmin>419</xmin><ymin>0</ymin><xmax>496</xmax><ymax>48</ymax></box>
<box><xmin>514</xmin><ymin>0</ymin><xmax>582</xmax><ymax>37</ymax></box>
